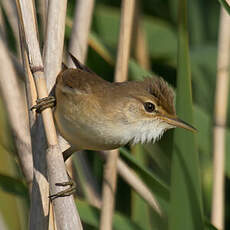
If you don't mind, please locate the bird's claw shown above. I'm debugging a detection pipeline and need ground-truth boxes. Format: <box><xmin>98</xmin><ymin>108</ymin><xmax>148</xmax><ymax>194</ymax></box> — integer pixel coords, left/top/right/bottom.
<box><xmin>49</xmin><ymin>177</ymin><xmax>76</xmax><ymax>201</ymax></box>
<box><xmin>30</xmin><ymin>96</ymin><xmax>56</xmax><ymax>113</ymax></box>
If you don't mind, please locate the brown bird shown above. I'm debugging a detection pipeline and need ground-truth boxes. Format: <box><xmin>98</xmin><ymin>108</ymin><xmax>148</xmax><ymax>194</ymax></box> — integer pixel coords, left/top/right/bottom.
<box><xmin>32</xmin><ymin>53</ymin><xmax>196</xmax><ymax>199</ymax></box>
<box><xmin>51</xmin><ymin>53</ymin><xmax>196</xmax><ymax>160</ymax></box>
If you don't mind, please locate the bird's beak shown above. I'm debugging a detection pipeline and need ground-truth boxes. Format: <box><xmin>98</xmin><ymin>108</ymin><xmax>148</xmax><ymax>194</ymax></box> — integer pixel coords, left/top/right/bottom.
<box><xmin>160</xmin><ymin>115</ymin><xmax>197</xmax><ymax>133</ymax></box>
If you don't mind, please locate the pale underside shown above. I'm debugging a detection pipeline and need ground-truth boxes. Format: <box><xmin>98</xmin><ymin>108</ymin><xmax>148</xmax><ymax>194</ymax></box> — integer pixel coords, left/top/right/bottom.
<box><xmin>54</xmin><ymin>68</ymin><xmax>176</xmax><ymax>151</ymax></box>
<box><xmin>54</xmin><ymin>105</ymin><xmax>174</xmax><ymax>151</ymax></box>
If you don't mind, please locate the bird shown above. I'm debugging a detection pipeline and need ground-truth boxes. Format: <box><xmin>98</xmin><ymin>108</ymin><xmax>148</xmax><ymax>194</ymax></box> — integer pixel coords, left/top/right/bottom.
<box><xmin>52</xmin><ymin>53</ymin><xmax>196</xmax><ymax>161</ymax></box>
<box><xmin>32</xmin><ymin>53</ymin><xmax>196</xmax><ymax>199</ymax></box>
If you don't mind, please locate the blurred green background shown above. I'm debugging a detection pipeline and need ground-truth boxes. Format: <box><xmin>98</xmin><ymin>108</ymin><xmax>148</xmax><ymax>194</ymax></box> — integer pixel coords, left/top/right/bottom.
<box><xmin>0</xmin><ymin>0</ymin><xmax>229</xmax><ymax>229</ymax></box>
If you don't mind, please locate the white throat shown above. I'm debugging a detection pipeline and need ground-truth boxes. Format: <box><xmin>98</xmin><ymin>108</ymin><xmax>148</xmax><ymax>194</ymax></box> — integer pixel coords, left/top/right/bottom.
<box><xmin>117</xmin><ymin>119</ymin><xmax>174</xmax><ymax>145</ymax></box>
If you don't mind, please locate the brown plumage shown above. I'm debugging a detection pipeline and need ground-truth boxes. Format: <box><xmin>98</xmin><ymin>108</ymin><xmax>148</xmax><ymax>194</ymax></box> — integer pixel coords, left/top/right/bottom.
<box><xmin>56</xmin><ymin>67</ymin><xmax>175</xmax><ymax>117</ymax></box>
<box><xmin>52</xmin><ymin>53</ymin><xmax>196</xmax><ymax>155</ymax></box>
<box><xmin>143</xmin><ymin>77</ymin><xmax>175</xmax><ymax>115</ymax></box>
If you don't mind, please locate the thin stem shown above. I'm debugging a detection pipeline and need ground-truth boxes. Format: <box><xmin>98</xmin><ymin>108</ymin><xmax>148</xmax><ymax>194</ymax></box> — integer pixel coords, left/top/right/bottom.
<box><xmin>117</xmin><ymin>159</ymin><xmax>162</xmax><ymax>216</ymax></box>
<box><xmin>68</xmin><ymin>0</ymin><xmax>95</xmax><ymax>65</ymax></box>
<box><xmin>73</xmin><ymin>152</ymin><xmax>102</xmax><ymax>208</ymax></box>
<box><xmin>17</xmin><ymin>5</ymin><xmax>49</xmax><ymax>230</ymax></box>
<box><xmin>43</xmin><ymin>0</ymin><xmax>66</xmax><ymax>93</ymax></box>
<box><xmin>0</xmin><ymin>7</ymin><xmax>6</xmax><ymax>40</ymax></box>
<box><xmin>1</xmin><ymin>0</ymin><xmax>21</xmax><ymax>55</ymax></box>
<box><xmin>16</xmin><ymin>0</ymin><xmax>83</xmax><ymax>229</ymax></box>
<box><xmin>211</xmin><ymin>6</ymin><xmax>230</xmax><ymax>230</ymax></box>
<box><xmin>0</xmin><ymin>213</ymin><xmax>7</xmax><ymax>230</ymax></box>
<box><xmin>133</xmin><ymin>1</ymin><xmax>150</xmax><ymax>70</ymax></box>
<box><xmin>37</xmin><ymin>0</ymin><xmax>48</xmax><ymax>41</ymax></box>
<box><xmin>0</xmin><ymin>30</ymin><xmax>33</xmax><ymax>188</ymax></box>
<box><xmin>65</xmin><ymin>0</ymin><xmax>102</xmax><ymax>209</ymax></box>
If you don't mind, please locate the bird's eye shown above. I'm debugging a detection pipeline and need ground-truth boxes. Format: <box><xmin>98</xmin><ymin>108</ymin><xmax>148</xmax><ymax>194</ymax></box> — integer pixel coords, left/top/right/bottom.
<box><xmin>144</xmin><ymin>102</ymin><xmax>155</xmax><ymax>113</ymax></box>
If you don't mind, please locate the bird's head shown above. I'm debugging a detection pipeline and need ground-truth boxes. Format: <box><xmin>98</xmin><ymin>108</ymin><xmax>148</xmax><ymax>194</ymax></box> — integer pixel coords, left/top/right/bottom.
<box><xmin>107</xmin><ymin>77</ymin><xmax>196</xmax><ymax>145</ymax></box>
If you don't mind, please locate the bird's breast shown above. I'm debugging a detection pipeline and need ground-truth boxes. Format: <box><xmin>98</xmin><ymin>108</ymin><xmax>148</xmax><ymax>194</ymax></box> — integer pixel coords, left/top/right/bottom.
<box><xmin>54</xmin><ymin>99</ymin><xmax>124</xmax><ymax>151</ymax></box>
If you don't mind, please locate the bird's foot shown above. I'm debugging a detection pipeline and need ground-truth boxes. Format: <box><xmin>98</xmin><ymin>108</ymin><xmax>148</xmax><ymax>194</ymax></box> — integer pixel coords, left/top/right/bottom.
<box><xmin>49</xmin><ymin>176</ymin><xmax>76</xmax><ymax>201</ymax></box>
<box><xmin>30</xmin><ymin>96</ymin><xmax>56</xmax><ymax>113</ymax></box>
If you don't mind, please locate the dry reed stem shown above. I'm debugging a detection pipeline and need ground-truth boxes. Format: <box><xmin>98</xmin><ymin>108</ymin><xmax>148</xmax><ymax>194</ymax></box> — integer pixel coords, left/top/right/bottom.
<box><xmin>17</xmin><ymin>1</ymin><xmax>51</xmax><ymax>228</ymax></box>
<box><xmin>0</xmin><ymin>8</ymin><xmax>6</xmax><ymax>39</ymax></box>
<box><xmin>68</xmin><ymin>0</ymin><xmax>102</xmax><ymax>208</ymax></box>
<box><xmin>98</xmin><ymin>150</ymin><xmax>161</xmax><ymax>214</ymax></box>
<box><xmin>44</xmin><ymin>0</ymin><xmax>67</xmax><ymax>93</ymax></box>
<box><xmin>0</xmin><ymin>213</ymin><xmax>7</xmax><ymax>230</ymax></box>
<box><xmin>114</xmin><ymin>0</ymin><xmax>135</xmax><ymax>83</ymax></box>
<box><xmin>17</xmin><ymin>0</ymin><xmax>82</xmax><ymax>229</ymax></box>
<box><xmin>37</xmin><ymin>0</ymin><xmax>48</xmax><ymax>40</ymax></box>
<box><xmin>133</xmin><ymin>1</ymin><xmax>150</xmax><ymax>70</ymax></box>
<box><xmin>100</xmin><ymin>150</ymin><xmax>163</xmax><ymax>224</ymax></box>
<box><xmin>48</xmin><ymin>203</ymin><xmax>56</xmax><ymax>230</ymax></box>
<box><xmin>74</xmin><ymin>151</ymin><xmax>102</xmax><ymax>208</ymax></box>
<box><xmin>117</xmin><ymin>159</ymin><xmax>162</xmax><ymax>215</ymax></box>
<box><xmin>9</xmin><ymin>52</ymin><xmax>25</xmax><ymax>77</ymax></box>
<box><xmin>18</xmin><ymin>15</ymin><xmax>49</xmax><ymax>228</ymax></box>
<box><xmin>134</xmin><ymin>23</ymin><xmax>150</xmax><ymax>69</ymax></box>
<box><xmin>211</xmin><ymin>6</ymin><xmax>230</xmax><ymax>230</ymax></box>
<box><xmin>99</xmin><ymin>1</ymin><xmax>135</xmax><ymax>229</ymax></box>
<box><xmin>43</xmin><ymin>0</ymin><xmax>83</xmax><ymax>229</ymax></box>
<box><xmin>20</xmin><ymin>46</ymin><xmax>37</xmax><ymax>125</ymax></box>
<box><xmin>0</xmin><ymin>31</ymin><xmax>33</xmax><ymax>187</ymax></box>
<box><xmin>68</xmin><ymin>0</ymin><xmax>95</xmax><ymax>65</ymax></box>
<box><xmin>42</xmin><ymin>0</ymin><xmax>83</xmax><ymax>228</ymax></box>
<box><xmin>1</xmin><ymin>0</ymin><xmax>21</xmax><ymax>55</ymax></box>
<box><xmin>88</xmin><ymin>33</ymin><xmax>115</xmax><ymax>66</ymax></box>
<box><xmin>64</xmin><ymin>146</ymin><xmax>160</xmax><ymax>214</ymax></box>
<box><xmin>17</xmin><ymin>6</ymin><xmax>49</xmax><ymax>230</ymax></box>
<box><xmin>63</xmin><ymin>0</ymin><xmax>102</xmax><ymax>208</ymax></box>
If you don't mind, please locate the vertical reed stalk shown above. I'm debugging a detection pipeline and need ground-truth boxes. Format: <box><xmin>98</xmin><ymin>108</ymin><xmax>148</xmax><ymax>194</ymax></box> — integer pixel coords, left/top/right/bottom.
<box><xmin>37</xmin><ymin>0</ymin><xmax>48</xmax><ymax>40</ymax></box>
<box><xmin>0</xmin><ymin>7</ymin><xmax>6</xmax><ymax>40</ymax></box>
<box><xmin>43</xmin><ymin>0</ymin><xmax>67</xmax><ymax>93</ymax></box>
<box><xmin>211</xmin><ymin>6</ymin><xmax>230</xmax><ymax>230</ymax></box>
<box><xmin>68</xmin><ymin>0</ymin><xmax>95</xmax><ymax>65</ymax></box>
<box><xmin>16</xmin><ymin>0</ymin><xmax>83</xmax><ymax>229</ymax></box>
<box><xmin>133</xmin><ymin>0</ymin><xmax>150</xmax><ymax>70</ymax></box>
<box><xmin>17</xmin><ymin>3</ymin><xmax>49</xmax><ymax>229</ymax></box>
<box><xmin>65</xmin><ymin>0</ymin><xmax>102</xmax><ymax>208</ymax></box>
<box><xmin>117</xmin><ymin>159</ymin><xmax>161</xmax><ymax>215</ymax></box>
<box><xmin>0</xmin><ymin>213</ymin><xmax>7</xmax><ymax>230</ymax></box>
<box><xmin>0</xmin><ymin>29</ymin><xmax>33</xmax><ymax>188</ymax></box>
<box><xmin>99</xmin><ymin>1</ymin><xmax>135</xmax><ymax>229</ymax></box>
<box><xmin>98</xmin><ymin>147</ymin><xmax>163</xmax><ymax>215</ymax></box>
<box><xmin>73</xmin><ymin>151</ymin><xmax>102</xmax><ymax>208</ymax></box>
<box><xmin>1</xmin><ymin>0</ymin><xmax>21</xmax><ymax>54</ymax></box>
<box><xmin>42</xmin><ymin>1</ymin><xmax>83</xmax><ymax>229</ymax></box>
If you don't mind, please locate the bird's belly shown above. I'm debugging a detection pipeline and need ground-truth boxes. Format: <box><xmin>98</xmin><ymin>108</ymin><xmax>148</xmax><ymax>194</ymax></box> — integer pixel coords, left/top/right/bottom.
<box><xmin>54</xmin><ymin>110</ymin><xmax>121</xmax><ymax>151</ymax></box>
